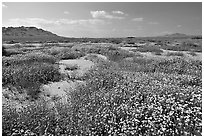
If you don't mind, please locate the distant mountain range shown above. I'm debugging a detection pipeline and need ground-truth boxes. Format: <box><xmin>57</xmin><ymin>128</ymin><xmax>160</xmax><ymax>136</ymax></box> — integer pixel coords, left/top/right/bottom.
<box><xmin>162</xmin><ymin>33</ymin><xmax>191</xmax><ymax>38</ymax></box>
<box><xmin>2</xmin><ymin>26</ymin><xmax>202</xmax><ymax>43</ymax></box>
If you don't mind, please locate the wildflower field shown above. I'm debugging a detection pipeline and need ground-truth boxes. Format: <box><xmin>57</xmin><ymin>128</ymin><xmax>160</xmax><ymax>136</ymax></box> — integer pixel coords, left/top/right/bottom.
<box><xmin>2</xmin><ymin>43</ymin><xmax>202</xmax><ymax>136</ymax></box>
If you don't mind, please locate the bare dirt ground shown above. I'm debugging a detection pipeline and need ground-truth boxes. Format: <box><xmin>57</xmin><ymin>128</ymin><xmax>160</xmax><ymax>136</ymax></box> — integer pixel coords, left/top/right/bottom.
<box><xmin>41</xmin><ymin>60</ymin><xmax>93</xmax><ymax>103</ymax></box>
<box><xmin>120</xmin><ymin>46</ymin><xmax>138</xmax><ymax>51</ymax></box>
<box><xmin>2</xmin><ymin>53</ymin><xmax>108</xmax><ymax>111</ymax></box>
<box><xmin>59</xmin><ymin>58</ymin><xmax>94</xmax><ymax>77</ymax></box>
<box><xmin>40</xmin><ymin>54</ymin><xmax>107</xmax><ymax>105</ymax></box>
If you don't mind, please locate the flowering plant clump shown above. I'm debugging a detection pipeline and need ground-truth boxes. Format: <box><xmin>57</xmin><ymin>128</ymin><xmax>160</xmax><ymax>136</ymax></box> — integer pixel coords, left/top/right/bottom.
<box><xmin>2</xmin><ymin>52</ymin><xmax>57</xmax><ymax>66</ymax></box>
<box><xmin>2</xmin><ymin>100</ymin><xmax>64</xmax><ymax>136</ymax></box>
<box><xmin>69</xmin><ymin>67</ymin><xmax>202</xmax><ymax>136</ymax></box>
<box><xmin>2</xmin><ymin>53</ymin><xmax>61</xmax><ymax>98</ymax></box>
<box><xmin>2</xmin><ymin>50</ymin><xmax>202</xmax><ymax>136</ymax></box>
<box><xmin>119</xmin><ymin>57</ymin><xmax>201</xmax><ymax>76</ymax></box>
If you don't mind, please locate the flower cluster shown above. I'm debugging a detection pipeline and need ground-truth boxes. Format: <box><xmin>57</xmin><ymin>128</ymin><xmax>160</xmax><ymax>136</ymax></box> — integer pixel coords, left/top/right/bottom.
<box><xmin>2</xmin><ymin>53</ymin><xmax>61</xmax><ymax>98</ymax></box>
<box><xmin>2</xmin><ymin>50</ymin><xmax>202</xmax><ymax>136</ymax></box>
<box><xmin>69</xmin><ymin>66</ymin><xmax>202</xmax><ymax>136</ymax></box>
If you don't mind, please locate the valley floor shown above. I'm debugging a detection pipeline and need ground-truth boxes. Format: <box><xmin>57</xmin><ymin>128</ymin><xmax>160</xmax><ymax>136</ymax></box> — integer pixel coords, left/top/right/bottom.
<box><xmin>2</xmin><ymin>42</ymin><xmax>202</xmax><ymax>136</ymax></box>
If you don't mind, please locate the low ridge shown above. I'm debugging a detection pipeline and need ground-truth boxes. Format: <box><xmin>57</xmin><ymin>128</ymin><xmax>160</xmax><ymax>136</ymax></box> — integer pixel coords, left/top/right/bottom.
<box><xmin>2</xmin><ymin>26</ymin><xmax>65</xmax><ymax>43</ymax></box>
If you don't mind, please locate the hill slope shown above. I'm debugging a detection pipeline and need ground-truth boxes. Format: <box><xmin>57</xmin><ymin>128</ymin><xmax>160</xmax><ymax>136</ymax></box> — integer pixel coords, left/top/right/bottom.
<box><xmin>2</xmin><ymin>26</ymin><xmax>65</xmax><ymax>43</ymax></box>
<box><xmin>163</xmin><ymin>33</ymin><xmax>190</xmax><ymax>38</ymax></box>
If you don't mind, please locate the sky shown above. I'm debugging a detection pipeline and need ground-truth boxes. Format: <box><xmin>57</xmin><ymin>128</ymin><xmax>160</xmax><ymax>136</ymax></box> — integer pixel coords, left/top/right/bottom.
<box><xmin>2</xmin><ymin>2</ymin><xmax>202</xmax><ymax>38</ymax></box>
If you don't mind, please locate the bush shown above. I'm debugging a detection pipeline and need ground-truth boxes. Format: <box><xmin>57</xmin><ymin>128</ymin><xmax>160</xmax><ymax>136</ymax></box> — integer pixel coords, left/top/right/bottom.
<box><xmin>163</xmin><ymin>42</ymin><xmax>202</xmax><ymax>52</ymax></box>
<box><xmin>57</xmin><ymin>51</ymin><xmax>86</xmax><ymax>60</ymax></box>
<box><xmin>84</xmin><ymin>54</ymin><xmax>107</xmax><ymax>64</ymax></box>
<box><xmin>2</xmin><ymin>53</ymin><xmax>61</xmax><ymax>98</ymax></box>
<box><xmin>119</xmin><ymin>57</ymin><xmax>155</xmax><ymax>72</ymax></box>
<box><xmin>119</xmin><ymin>57</ymin><xmax>201</xmax><ymax>76</ymax></box>
<box><xmin>188</xmin><ymin>52</ymin><xmax>197</xmax><ymax>56</ymax></box>
<box><xmin>2</xmin><ymin>52</ymin><xmax>57</xmax><ymax>66</ymax></box>
<box><xmin>2</xmin><ymin>46</ymin><xmax>8</xmax><ymax>56</ymax></box>
<box><xmin>154</xmin><ymin>51</ymin><xmax>163</xmax><ymax>55</ymax></box>
<box><xmin>69</xmin><ymin>68</ymin><xmax>202</xmax><ymax>136</ymax></box>
<box><xmin>110</xmin><ymin>39</ymin><xmax>122</xmax><ymax>44</ymax></box>
<box><xmin>107</xmin><ymin>45</ymin><xmax>119</xmax><ymax>51</ymax></box>
<box><xmin>166</xmin><ymin>52</ymin><xmax>184</xmax><ymax>57</ymax></box>
<box><xmin>2</xmin><ymin>46</ymin><xmax>24</xmax><ymax>56</ymax></box>
<box><xmin>2</xmin><ymin>62</ymin><xmax>61</xmax><ymax>98</ymax></box>
<box><xmin>13</xmin><ymin>44</ymin><xmax>22</xmax><ymax>49</ymax></box>
<box><xmin>46</xmin><ymin>47</ymin><xmax>71</xmax><ymax>56</ymax></box>
<box><xmin>106</xmin><ymin>50</ymin><xmax>135</xmax><ymax>62</ymax></box>
<box><xmin>2</xmin><ymin>59</ymin><xmax>202</xmax><ymax>136</ymax></box>
<box><xmin>153</xmin><ymin>58</ymin><xmax>201</xmax><ymax>76</ymax></box>
<box><xmin>135</xmin><ymin>46</ymin><xmax>163</xmax><ymax>53</ymax></box>
<box><xmin>2</xmin><ymin>100</ymin><xmax>73</xmax><ymax>136</ymax></box>
<box><xmin>192</xmin><ymin>36</ymin><xmax>202</xmax><ymax>39</ymax></box>
<box><xmin>127</xmin><ymin>42</ymin><xmax>135</xmax><ymax>44</ymax></box>
<box><xmin>69</xmin><ymin>45</ymin><xmax>135</xmax><ymax>62</ymax></box>
<box><xmin>65</xmin><ymin>64</ymin><xmax>79</xmax><ymax>71</ymax></box>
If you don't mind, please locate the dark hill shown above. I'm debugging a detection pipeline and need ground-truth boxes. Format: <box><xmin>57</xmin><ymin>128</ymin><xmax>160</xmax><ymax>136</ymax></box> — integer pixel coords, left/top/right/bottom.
<box><xmin>163</xmin><ymin>33</ymin><xmax>190</xmax><ymax>38</ymax></box>
<box><xmin>2</xmin><ymin>26</ymin><xmax>66</xmax><ymax>43</ymax></box>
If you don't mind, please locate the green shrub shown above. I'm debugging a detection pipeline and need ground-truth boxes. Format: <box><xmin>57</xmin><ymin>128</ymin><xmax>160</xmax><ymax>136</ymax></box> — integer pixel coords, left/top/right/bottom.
<box><xmin>2</xmin><ymin>46</ymin><xmax>24</xmax><ymax>56</ymax></box>
<box><xmin>57</xmin><ymin>51</ymin><xmax>86</xmax><ymax>60</ymax></box>
<box><xmin>2</xmin><ymin>46</ymin><xmax>8</xmax><ymax>56</ymax></box>
<box><xmin>2</xmin><ymin>52</ymin><xmax>57</xmax><ymax>66</ymax></box>
<box><xmin>2</xmin><ymin>62</ymin><xmax>61</xmax><ymax>97</ymax></box>
<box><xmin>154</xmin><ymin>51</ymin><xmax>163</xmax><ymax>55</ymax></box>
<box><xmin>65</xmin><ymin>64</ymin><xmax>79</xmax><ymax>71</ymax></box>
<box><xmin>132</xmin><ymin>57</ymin><xmax>154</xmax><ymax>64</ymax></box>
<box><xmin>2</xmin><ymin>43</ymin><xmax>202</xmax><ymax>136</ymax></box>
<box><xmin>13</xmin><ymin>44</ymin><xmax>22</xmax><ymax>49</ymax></box>
<box><xmin>119</xmin><ymin>57</ymin><xmax>155</xmax><ymax>72</ymax></box>
<box><xmin>127</xmin><ymin>42</ymin><xmax>135</xmax><ymax>44</ymax></box>
<box><xmin>110</xmin><ymin>39</ymin><xmax>122</xmax><ymax>44</ymax></box>
<box><xmin>153</xmin><ymin>58</ymin><xmax>201</xmax><ymax>76</ymax></box>
<box><xmin>70</xmin><ymin>45</ymin><xmax>135</xmax><ymax>62</ymax></box>
<box><xmin>135</xmin><ymin>46</ymin><xmax>163</xmax><ymax>53</ymax></box>
<box><xmin>2</xmin><ymin>53</ymin><xmax>61</xmax><ymax>98</ymax></box>
<box><xmin>166</xmin><ymin>52</ymin><xmax>184</xmax><ymax>57</ymax></box>
<box><xmin>46</xmin><ymin>47</ymin><xmax>71</xmax><ymax>56</ymax></box>
<box><xmin>188</xmin><ymin>52</ymin><xmax>197</xmax><ymax>56</ymax></box>
<box><xmin>107</xmin><ymin>45</ymin><xmax>119</xmax><ymax>51</ymax></box>
<box><xmin>162</xmin><ymin>42</ymin><xmax>202</xmax><ymax>52</ymax></box>
<box><xmin>69</xmin><ymin>69</ymin><xmax>202</xmax><ymax>136</ymax></box>
<box><xmin>2</xmin><ymin>99</ymin><xmax>72</xmax><ymax>136</ymax></box>
<box><xmin>2</xmin><ymin>59</ymin><xmax>202</xmax><ymax>136</ymax></box>
<box><xmin>119</xmin><ymin>57</ymin><xmax>201</xmax><ymax>76</ymax></box>
<box><xmin>106</xmin><ymin>50</ymin><xmax>135</xmax><ymax>62</ymax></box>
<box><xmin>83</xmin><ymin>54</ymin><xmax>107</xmax><ymax>64</ymax></box>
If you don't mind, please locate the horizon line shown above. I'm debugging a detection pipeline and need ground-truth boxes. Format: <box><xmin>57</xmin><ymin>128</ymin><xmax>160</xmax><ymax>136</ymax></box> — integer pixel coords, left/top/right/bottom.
<box><xmin>2</xmin><ymin>26</ymin><xmax>202</xmax><ymax>38</ymax></box>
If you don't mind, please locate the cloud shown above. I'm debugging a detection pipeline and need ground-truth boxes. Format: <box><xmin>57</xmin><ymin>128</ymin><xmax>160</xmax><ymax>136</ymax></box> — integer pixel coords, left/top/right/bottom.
<box><xmin>5</xmin><ymin>18</ymin><xmax>56</xmax><ymax>27</ymax></box>
<box><xmin>132</xmin><ymin>17</ymin><xmax>143</xmax><ymax>22</ymax></box>
<box><xmin>64</xmin><ymin>11</ymin><xmax>69</xmax><ymax>14</ymax></box>
<box><xmin>148</xmin><ymin>21</ymin><xmax>159</xmax><ymax>25</ymax></box>
<box><xmin>177</xmin><ymin>25</ymin><xmax>182</xmax><ymax>28</ymax></box>
<box><xmin>4</xmin><ymin>18</ymin><xmax>106</xmax><ymax>28</ymax></box>
<box><xmin>90</xmin><ymin>11</ymin><xmax>106</xmax><ymax>18</ymax></box>
<box><xmin>2</xmin><ymin>3</ymin><xmax>7</xmax><ymax>8</ymax></box>
<box><xmin>90</xmin><ymin>10</ymin><xmax>125</xmax><ymax>19</ymax></box>
<box><xmin>112</xmin><ymin>11</ymin><xmax>124</xmax><ymax>15</ymax></box>
<box><xmin>58</xmin><ymin>19</ymin><xmax>106</xmax><ymax>25</ymax></box>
